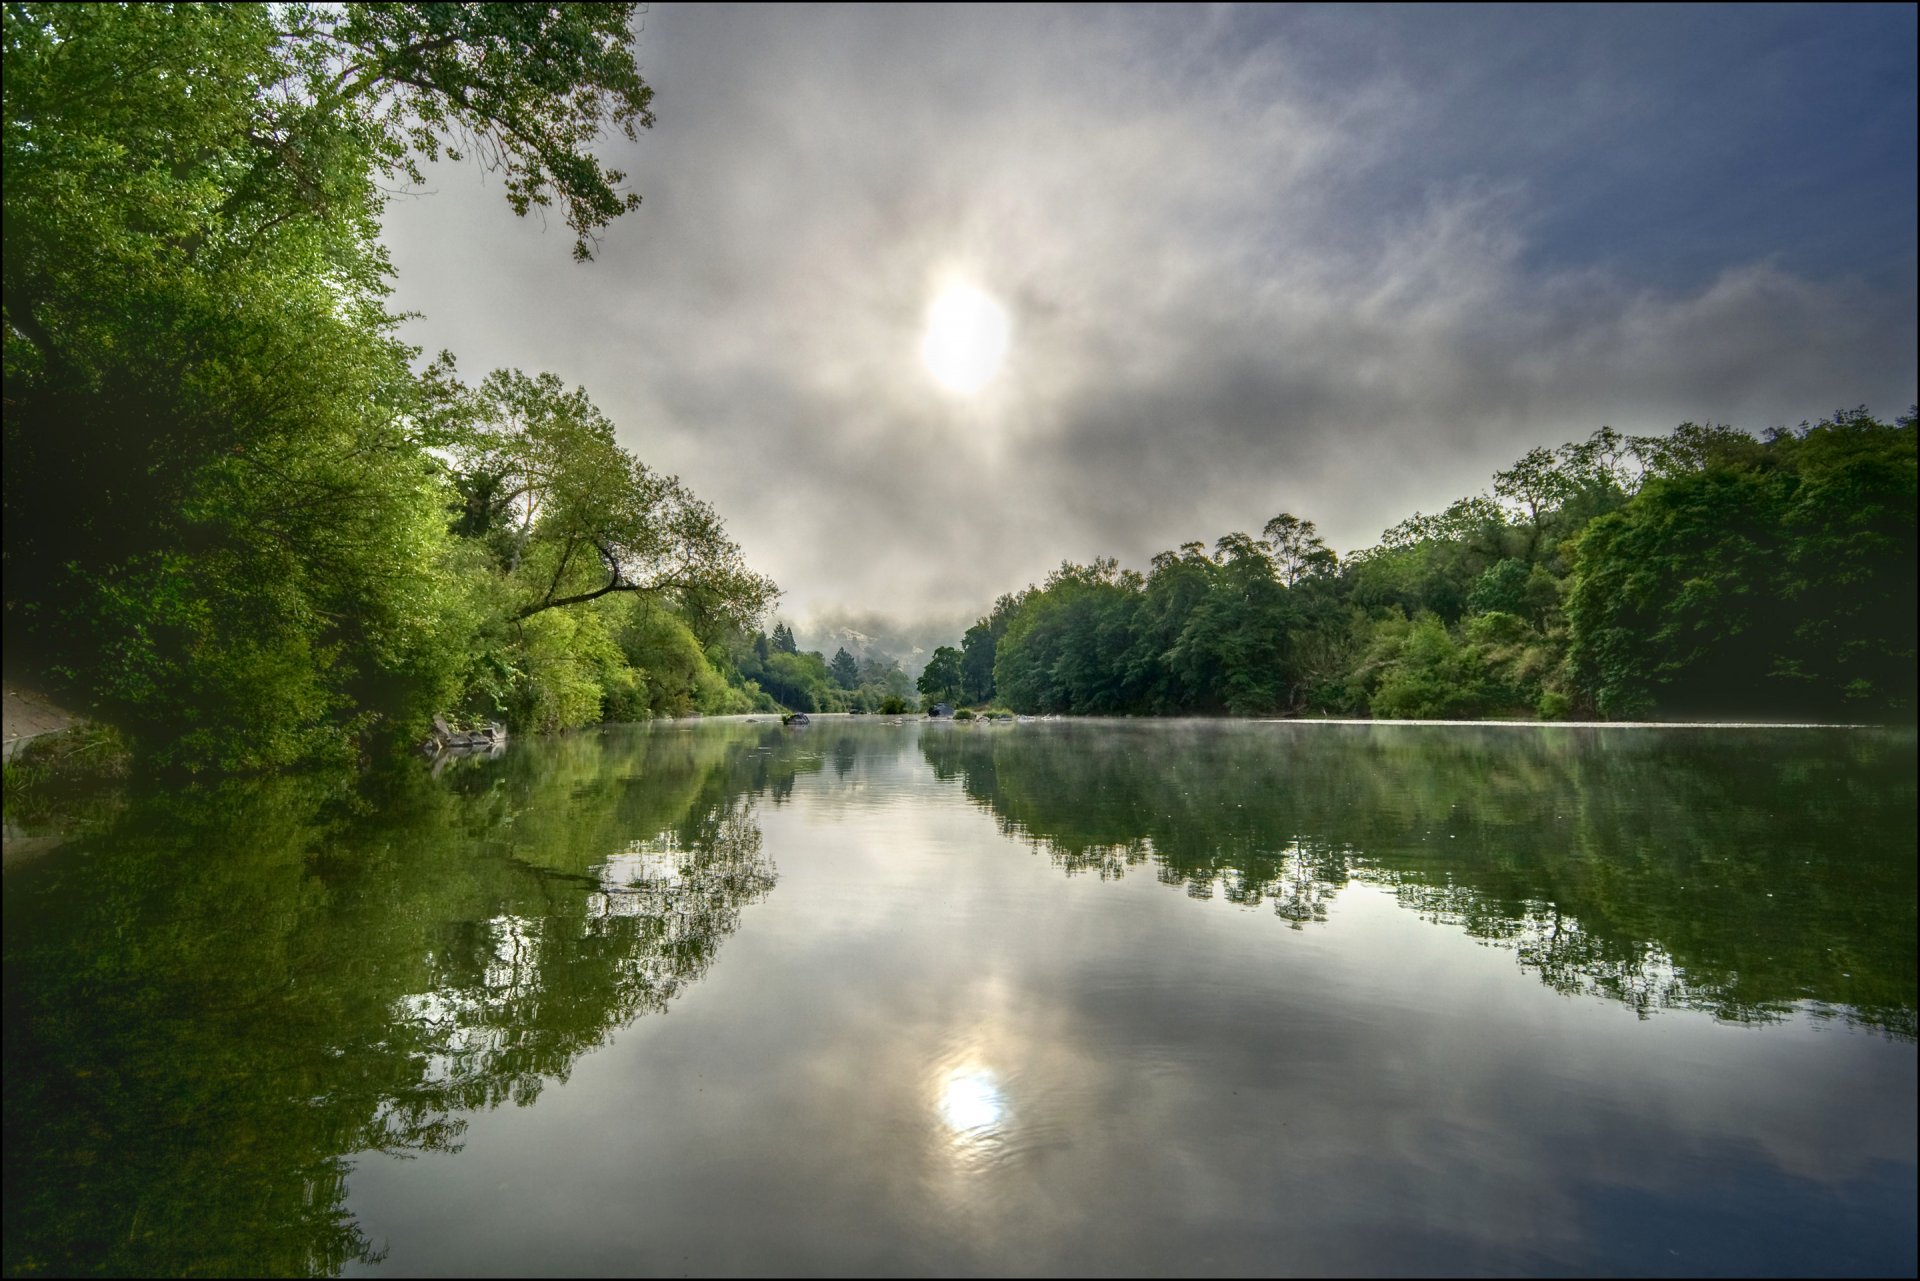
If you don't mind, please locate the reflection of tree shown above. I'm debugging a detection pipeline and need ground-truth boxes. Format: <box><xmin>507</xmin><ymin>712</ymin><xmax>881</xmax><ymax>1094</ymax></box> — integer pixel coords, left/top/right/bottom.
<box><xmin>396</xmin><ymin>812</ymin><xmax>774</xmax><ymax>1115</ymax></box>
<box><xmin>920</xmin><ymin>723</ymin><xmax>1917</xmax><ymax>1036</ymax></box>
<box><xmin>1392</xmin><ymin>884</ymin><xmax>1700</xmax><ymax>1019</ymax></box>
<box><xmin>2</xmin><ymin>724</ymin><xmax>798</xmax><ymax>1277</ymax></box>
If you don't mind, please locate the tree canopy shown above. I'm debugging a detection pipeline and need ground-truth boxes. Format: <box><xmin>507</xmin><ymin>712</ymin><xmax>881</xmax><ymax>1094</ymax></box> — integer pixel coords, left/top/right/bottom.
<box><xmin>949</xmin><ymin>413</ymin><xmax>1914</xmax><ymax>723</ymax></box>
<box><xmin>4</xmin><ymin>3</ymin><xmax>784</xmax><ymax>768</ymax></box>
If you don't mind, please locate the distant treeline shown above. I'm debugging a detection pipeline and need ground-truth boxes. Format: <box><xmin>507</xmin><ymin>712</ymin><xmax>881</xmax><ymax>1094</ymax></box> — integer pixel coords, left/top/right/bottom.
<box><xmin>731</xmin><ymin>624</ymin><xmax>918</xmax><ymax>714</ymax></box>
<box><xmin>935</xmin><ymin>412</ymin><xmax>1916</xmax><ymax>721</ymax></box>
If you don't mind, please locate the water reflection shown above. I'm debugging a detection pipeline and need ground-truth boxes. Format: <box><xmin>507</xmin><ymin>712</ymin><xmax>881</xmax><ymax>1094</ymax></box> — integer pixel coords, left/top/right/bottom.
<box><xmin>940</xmin><ymin>1067</ymin><xmax>1005</xmax><ymax>1134</ymax></box>
<box><xmin>935</xmin><ymin>1062</ymin><xmax>1014</xmax><ymax>1173</ymax></box>
<box><xmin>920</xmin><ymin>720</ymin><xmax>1917</xmax><ymax>1038</ymax></box>
<box><xmin>2</xmin><ymin>723</ymin><xmax>799</xmax><ymax>1277</ymax></box>
<box><xmin>4</xmin><ymin>719</ymin><xmax>1913</xmax><ymax>1277</ymax></box>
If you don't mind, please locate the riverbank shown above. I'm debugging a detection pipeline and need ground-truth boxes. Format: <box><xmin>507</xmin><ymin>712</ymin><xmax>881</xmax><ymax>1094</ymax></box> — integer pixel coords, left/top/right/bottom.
<box><xmin>2</xmin><ymin>674</ymin><xmax>132</xmax><ymax>847</ymax></box>
<box><xmin>2</xmin><ymin>676</ymin><xmax>79</xmax><ymax>761</ymax></box>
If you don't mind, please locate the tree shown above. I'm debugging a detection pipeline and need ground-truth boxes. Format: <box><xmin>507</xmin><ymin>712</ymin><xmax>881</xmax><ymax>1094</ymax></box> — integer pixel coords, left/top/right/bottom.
<box><xmin>1468</xmin><ymin>558</ymin><xmax>1558</xmax><ymax>625</ymax></box>
<box><xmin>1168</xmin><ymin>534</ymin><xmax>1290</xmax><ymax>714</ymax></box>
<box><xmin>917</xmin><ymin>646</ymin><xmax>963</xmax><ymax>705</ymax></box>
<box><xmin>953</xmin><ymin>411</ymin><xmax>1911</xmax><ymax>725</ymax></box>
<box><xmin>272</xmin><ymin>2</ymin><xmax>654</xmax><ymax>261</ymax></box>
<box><xmin>959</xmin><ymin>623</ymin><xmax>996</xmax><ymax>703</ymax></box>
<box><xmin>443</xmin><ymin>367</ymin><xmax>777</xmax><ymax>631</ymax></box>
<box><xmin>5</xmin><ymin>2</ymin><xmax>657</xmax><ymax>552</ymax></box>
<box><xmin>771</xmin><ymin>623</ymin><xmax>798</xmax><ymax>654</ymax></box>
<box><xmin>829</xmin><ymin>647</ymin><xmax>859</xmax><ymax>689</ymax></box>
<box><xmin>2</xmin><ymin>2</ymin><xmax>670</xmax><ymax>765</ymax></box>
<box><xmin>1262</xmin><ymin>513</ymin><xmax>1337</xmax><ymax>586</ymax></box>
<box><xmin>1566</xmin><ymin>409</ymin><xmax>1915</xmax><ymax>718</ymax></box>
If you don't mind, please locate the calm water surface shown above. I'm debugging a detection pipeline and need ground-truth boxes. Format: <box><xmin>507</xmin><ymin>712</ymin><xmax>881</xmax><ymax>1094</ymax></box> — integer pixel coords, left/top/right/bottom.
<box><xmin>4</xmin><ymin>719</ymin><xmax>1915</xmax><ymax>1277</ymax></box>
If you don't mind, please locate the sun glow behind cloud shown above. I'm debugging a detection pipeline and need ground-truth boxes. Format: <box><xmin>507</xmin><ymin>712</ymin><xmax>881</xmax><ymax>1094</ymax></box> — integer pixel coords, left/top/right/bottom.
<box><xmin>377</xmin><ymin>5</ymin><xmax>1918</xmax><ymax>625</ymax></box>
<box><xmin>920</xmin><ymin>284</ymin><xmax>1010</xmax><ymax>394</ymax></box>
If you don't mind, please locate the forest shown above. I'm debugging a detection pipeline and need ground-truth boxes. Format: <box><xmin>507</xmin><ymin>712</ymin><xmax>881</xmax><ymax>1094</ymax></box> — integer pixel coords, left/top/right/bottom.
<box><xmin>938</xmin><ymin>411</ymin><xmax>1916</xmax><ymax>722</ymax></box>
<box><xmin>4</xmin><ymin>5</ymin><xmax>1913</xmax><ymax>781</ymax></box>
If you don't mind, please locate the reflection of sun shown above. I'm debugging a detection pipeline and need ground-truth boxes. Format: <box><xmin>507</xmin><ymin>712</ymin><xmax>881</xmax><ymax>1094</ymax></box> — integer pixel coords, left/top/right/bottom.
<box><xmin>920</xmin><ymin>283</ymin><xmax>1009</xmax><ymax>394</ymax></box>
<box><xmin>939</xmin><ymin>1067</ymin><xmax>1005</xmax><ymax>1134</ymax></box>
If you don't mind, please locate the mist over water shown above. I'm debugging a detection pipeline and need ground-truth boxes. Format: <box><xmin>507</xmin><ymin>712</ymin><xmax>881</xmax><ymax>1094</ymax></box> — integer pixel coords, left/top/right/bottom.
<box><xmin>789</xmin><ymin>606</ymin><xmax>977</xmax><ymax>680</ymax></box>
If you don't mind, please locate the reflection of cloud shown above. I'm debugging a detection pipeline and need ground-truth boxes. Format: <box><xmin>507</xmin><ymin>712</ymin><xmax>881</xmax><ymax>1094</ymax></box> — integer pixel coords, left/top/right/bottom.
<box><xmin>917</xmin><ymin>720</ymin><xmax>1915</xmax><ymax>1036</ymax></box>
<box><xmin>383</xmin><ymin>811</ymin><xmax>776</xmax><ymax>1118</ymax></box>
<box><xmin>345</xmin><ymin>725</ymin><xmax>1918</xmax><ymax>1277</ymax></box>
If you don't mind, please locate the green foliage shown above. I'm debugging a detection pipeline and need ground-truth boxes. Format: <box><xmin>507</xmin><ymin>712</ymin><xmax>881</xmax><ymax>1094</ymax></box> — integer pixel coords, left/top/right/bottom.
<box><xmin>1567</xmin><ymin>409</ymin><xmax>1915</xmax><ymax>719</ymax></box>
<box><xmin>508</xmin><ymin>609</ymin><xmax>618</xmax><ymax>733</ymax></box>
<box><xmin>1469</xmin><ymin>558</ymin><xmax>1559</xmax><ymax>624</ymax></box>
<box><xmin>1369</xmin><ymin>615</ymin><xmax>1485</xmax><ymax>719</ymax></box>
<box><xmin>745</xmin><ymin>642</ymin><xmax>909</xmax><ymax>714</ymax></box>
<box><xmin>917</xmin><ymin>645</ymin><xmax>964</xmax><ymax>705</ymax></box>
<box><xmin>961</xmin><ymin>414</ymin><xmax>1909</xmax><ymax>724</ymax></box>
<box><xmin>829</xmin><ymin>647</ymin><xmax>859</xmax><ymax>689</ymax></box>
<box><xmin>743</xmin><ymin>647</ymin><xmax>845</xmax><ymax>713</ymax></box>
<box><xmin>440</xmin><ymin>365</ymin><xmax>777</xmax><ymax>630</ymax></box>
<box><xmin>3</xmin><ymin>4</ymin><xmax>780</xmax><ymax>769</ymax></box>
<box><xmin>3</xmin><ymin>723</ymin><xmax>795</xmax><ymax>1276</ymax></box>
<box><xmin>2</xmin><ymin>723</ymin><xmax>133</xmax><ymax>821</ymax></box>
<box><xmin>960</xmin><ymin>610</ymin><xmax>1009</xmax><ymax>704</ymax></box>
<box><xmin>299</xmin><ymin>2</ymin><xmax>656</xmax><ymax>262</ymax></box>
<box><xmin>1262</xmin><ymin>513</ymin><xmax>1337</xmax><ymax>585</ymax></box>
<box><xmin>614</xmin><ymin>599</ymin><xmax>724</xmax><ymax>717</ymax></box>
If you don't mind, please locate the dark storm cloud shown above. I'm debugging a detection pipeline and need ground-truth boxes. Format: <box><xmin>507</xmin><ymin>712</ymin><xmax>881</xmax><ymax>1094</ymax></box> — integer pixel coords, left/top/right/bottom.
<box><xmin>380</xmin><ymin>3</ymin><xmax>1918</xmax><ymax>632</ymax></box>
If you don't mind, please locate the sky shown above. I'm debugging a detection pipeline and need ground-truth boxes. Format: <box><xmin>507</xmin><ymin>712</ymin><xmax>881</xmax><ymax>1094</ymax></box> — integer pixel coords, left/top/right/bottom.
<box><xmin>379</xmin><ymin>2</ymin><xmax>1918</xmax><ymax>654</ymax></box>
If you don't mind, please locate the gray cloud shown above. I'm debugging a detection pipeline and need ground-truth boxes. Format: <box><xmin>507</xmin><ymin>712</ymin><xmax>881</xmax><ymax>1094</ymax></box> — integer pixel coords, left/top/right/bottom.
<box><xmin>380</xmin><ymin>4</ymin><xmax>1918</xmax><ymax>637</ymax></box>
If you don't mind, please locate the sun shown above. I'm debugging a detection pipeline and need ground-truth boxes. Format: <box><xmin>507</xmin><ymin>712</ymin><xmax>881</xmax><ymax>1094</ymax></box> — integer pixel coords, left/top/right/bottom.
<box><xmin>920</xmin><ymin>283</ymin><xmax>1009</xmax><ymax>394</ymax></box>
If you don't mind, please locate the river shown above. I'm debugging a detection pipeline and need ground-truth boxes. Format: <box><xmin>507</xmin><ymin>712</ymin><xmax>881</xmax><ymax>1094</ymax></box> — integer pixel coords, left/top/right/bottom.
<box><xmin>3</xmin><ymin>718</ymin><xmax>1914</xmax><ymax>1276</ymax></box>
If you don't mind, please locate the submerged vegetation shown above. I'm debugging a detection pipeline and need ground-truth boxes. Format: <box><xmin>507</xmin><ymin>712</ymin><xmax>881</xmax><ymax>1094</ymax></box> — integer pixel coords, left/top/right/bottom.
<box><xmin>953</xmin><ymin>413</ymin><xmax>1916</xmax><ymax>721</ymax></box>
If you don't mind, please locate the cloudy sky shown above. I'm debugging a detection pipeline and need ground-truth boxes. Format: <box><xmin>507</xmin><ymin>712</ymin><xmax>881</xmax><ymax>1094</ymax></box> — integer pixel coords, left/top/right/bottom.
<box><xmin>379</xmin><ymin>3</ymin><xmax>1918</xmax><ymax>642</ymax></box>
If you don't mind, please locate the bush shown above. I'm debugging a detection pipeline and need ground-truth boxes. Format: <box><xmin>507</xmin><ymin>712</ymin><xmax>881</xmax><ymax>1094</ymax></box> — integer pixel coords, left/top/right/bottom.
<box><xmin>1370</xmin><ymin>614</ymin><xmax>1489</xmax><ymax>719</ymax></box>
<box><xmin>509</xmin><ymin>611</ymin><xmax>617</xmax><ymax>733</ymax></box>
<box><xmin>600</xmin><ymin>667</ymin><xmax>651</xmax><ymax>723</ymax></box>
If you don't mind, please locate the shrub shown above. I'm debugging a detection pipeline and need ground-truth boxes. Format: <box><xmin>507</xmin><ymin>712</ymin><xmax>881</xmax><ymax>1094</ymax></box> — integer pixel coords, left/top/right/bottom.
<box><xmin>1536</xmin><ymin>690</ymin><xmax>1573</xmax><ymax>721</ymax></box>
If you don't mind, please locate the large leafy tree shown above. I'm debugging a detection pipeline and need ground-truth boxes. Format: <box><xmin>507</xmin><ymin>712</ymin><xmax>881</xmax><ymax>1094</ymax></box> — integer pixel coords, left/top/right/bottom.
<box><xmin>917</xmin><ymin>646</ymin><xmax>964</xmax><ymax>706</ymax></box>
<box><xmin>1262</xmin><ymin>513</ymin><xmax>1336</xmax><ymax>587</ymax></box>
<box><xmin>443</xmin><ymin>367</ymin><xmax>776</xmax><ymax>631</ymax></box>
<box><xmin>958</xmin><ymin>592</ymin><xmax>1023</xmax><ymax>704</ymax></box>
<box><xmin>277</xmin><ymin>1</ymin><xmax>654</xmax><ymax>261</ymax></box>
<box><xmin>993</xmin><ymin>560</ymin><xmax>1143</xmax><ymax>714</ymax></box>
<box><xmin>3</xmin><ymin>2</ymin><xmax>665</xmax><ymax>766</ymax></box>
